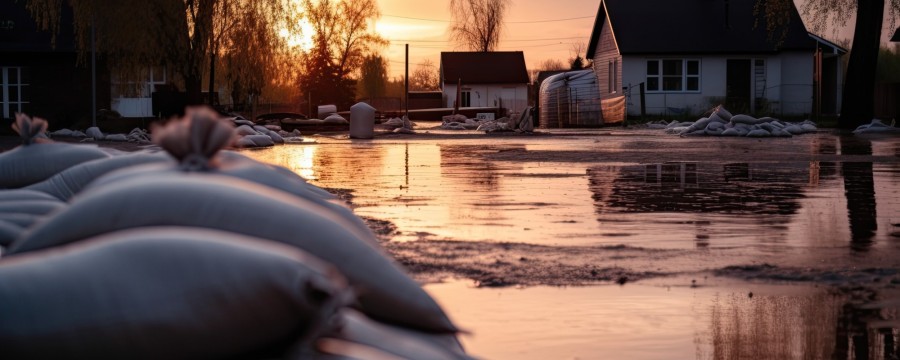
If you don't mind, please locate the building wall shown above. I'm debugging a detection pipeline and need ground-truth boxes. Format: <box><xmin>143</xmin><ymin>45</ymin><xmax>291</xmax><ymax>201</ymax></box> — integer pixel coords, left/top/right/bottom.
<box><xmin>443</xmin><ymin>83</ymin><xmax>528</xmax><ymax>114</ymax></box>
<box><xmin>0</xmin><ymin>52</ymin><xmax>110</xmax><ymax>130</ymax></box>
<box><xmin>590</xmin><ymin>10</ymin><xmax>622</xmax><ymax>97</ymax></box>
<box><xmin>622</xmin><ymin>53</ymin><xmax>813</xmax><ymax>117</ymax></box>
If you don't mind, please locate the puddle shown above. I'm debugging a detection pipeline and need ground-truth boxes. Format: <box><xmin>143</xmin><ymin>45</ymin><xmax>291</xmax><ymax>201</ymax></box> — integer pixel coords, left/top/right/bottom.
<box><xmin>243</xmin><ymin>132</ymin><xmax>900</xmax><ymax>358</ymax></box>
<box><xmin>244</xmin><ymin>134</ymin><xmax>900</xmax><ymax>253</ymax></box>
<box><xmin>426</xmin><ymin>280</ymin><xmax>900</xmax><ymax>360</ymax></box>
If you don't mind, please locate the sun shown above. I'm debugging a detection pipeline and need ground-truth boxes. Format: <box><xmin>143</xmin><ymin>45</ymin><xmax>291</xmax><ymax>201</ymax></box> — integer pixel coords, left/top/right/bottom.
<box><xmin>280</xmin><ymin>19</ymin><xmax>315</xmax><ymax>52</ymax></box>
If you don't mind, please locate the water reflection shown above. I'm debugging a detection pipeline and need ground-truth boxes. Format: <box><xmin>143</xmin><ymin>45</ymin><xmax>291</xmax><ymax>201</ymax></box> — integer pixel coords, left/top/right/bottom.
<box><xmin>841</xmin><ymin>136</ymin><xmax>878</xmax><ymax>251</ymax></box>
<box><xmin>426</xmin><ymin>281</ymin><xmax>900</xmax><ymax>360</ymax></box>
<box><xmin>701</xmin><ymin>288</ymin><xmax>900</xmax><ymax>359</ymax></box>
<box><xmin>244</xmin><ymin>137</ymin><xmax>900</xmax><ymax>251</ymax></box>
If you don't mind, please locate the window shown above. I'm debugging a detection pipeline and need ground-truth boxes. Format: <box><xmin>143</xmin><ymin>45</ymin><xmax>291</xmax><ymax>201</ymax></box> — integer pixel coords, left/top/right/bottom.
<box><xmin>1</xmin><ymin>67</ymin><xmax>28</xmax><ymax>119</ymax></box>
<box><xmin>646</xmin><ymin>59</ymin><xmax>700</xmax><ymax>92</ymax></box>
<box><xmin>460</xmin><ymin>91</ymin><xmax>471</xmax><ymax>107</ymax></box>
<box><xmin>608</xmin><ymin>59</ymin><xmax>618</xmax><ymax>94</ymax></box>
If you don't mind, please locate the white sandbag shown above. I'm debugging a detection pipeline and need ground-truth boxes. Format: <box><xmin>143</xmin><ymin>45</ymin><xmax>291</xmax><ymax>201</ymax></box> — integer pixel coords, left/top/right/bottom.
<box><xmin>0</xmin><ymin>189</ymin><xmax>62</xmax><ymax>202</ymax></box>
<box><xmin>442</xmin><ymin>114</ymin><xmax>468</xmax><ymax>123</ymax></box>
<box><xmin>306</xmin><ymin>309</ymin><xmax>471</xmax><ymax>360</ymax></box>
<box><xmin>0</xmin><ymin>143</ymin><xmax>111</xmax><ymax>189</ymax></box>
<box><xmin>236</xmin><ymin>124</ymin><xmax>260</xmax><ymax>136</ymax></box>
<box><xmin>85</xmin><ymin>126</ymin><xmax>104</xmax><ymax>140</ymax></box>
<box><xmin>707</xmin><ymin>113</ymin><xmax>726</xmax><ymax>124</ymax></box>
<box><xmin>324</xmin><ymin>114</ymin><xmax>348</xmax><ymax>124</ymax></box>
<box><xmin>0</xmin><ymin>200</ymin><xmax>65</xmax><ymax>216</ymax></box>
<box><xmin>0</xmin><ymin>219</ymin><xmax>23</xmax><ymax>248</ymax></box>
<box><xmin>801</xmin><ymin>123</ymin><xmax>818</xmax><ymax>132</ymax></box>
<box><xmin>721</xmin><ymin>128</ymin><xmax>742</xmax><ymax>136</ymax></box>
<box><xmin>393</xmin><ymin>127</ymin><xmax>415</xmax><ymax>134</ymax></box>
<box><xmin>679</xmin><ymin>117</ymin><xmax>713</xmax><ymax>135</ymax></box>
<box><xmin>384</xmin><ymin>118</ymin><xmax>404</xmax><ymax>127</ymax></box>
<box><xmin>705</xmin><ymin>122</ymin><xmax>725</xmax><ymax>132</ymax></box>
<box><xmin>0</xmin><ymin>227</ymin><xmax>349</xmax><ymax>359</ymax></box>
<box><xmin>267</xmin><ymin>130</ymin><xmax>285</xmax><ymax>144</ymax></box>
<box><xmin>746</xmin><ymin>129</ymin><xmax>771</xmax><ymax>137</ymax></box>
<box><xmin>233</xmin><ymin>119</ymin><xmax>255</xmax><ymax>127</ymax></box>
<box><xmin>784</xmin><ymin>125</ymin><xmax>804</xmax><ymax>135</ymax></box>
<box><xmin>104</xmin><ymin>133</ymin><xmax>129</xmax><ymax>141</ymax></box>
<box><xmin>236</xmin><ymin>134</ymin><xmax>276</xmax><ymax>148</ymax></box>
<box><xmin>49</xmin><ymin>129</ymin><xmax>76</xmax><ymax>137</ymax></box>
<box><xmin>12</xmin><ymin>113</ymin><xmax>49</xmax><ymax>145</ymax></box>
<box><xmin>730</xmin><ymin>114</ymin><xmax>763</xmax><ymax>125</ymax></box>
<box><xmin>714</xmin><ymin>106</ymin><xmax>734</xmax><ymax>122</ymax></box>
<box><xmin>9</xmin><ymin>176</ymin><xmax>458</xmax><ymax>333</ymax></box>
<box><xmin>24</xmin><ymin>151</ymin><xmax>173</xmax><ymax>201</ymax></box>
<box><xmin>0</xmin><ymin>213</ymin><xmax>42</xmax><ymax>228</ymax></box>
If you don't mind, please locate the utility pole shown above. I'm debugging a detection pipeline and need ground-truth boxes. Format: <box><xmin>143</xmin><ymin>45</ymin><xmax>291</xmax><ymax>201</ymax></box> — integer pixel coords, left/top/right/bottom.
<box><xmin>405</xmin><ymin>44</ymin><xmax>409</xmax><ymax>118</ymax></box>
<box><xmin>91</xmin><ymin>13</ymin><xmax>97</xmax><ymax>128</ymax></box>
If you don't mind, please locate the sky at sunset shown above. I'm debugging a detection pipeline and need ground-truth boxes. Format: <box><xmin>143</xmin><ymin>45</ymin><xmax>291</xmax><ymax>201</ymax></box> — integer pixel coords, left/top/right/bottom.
<box><xmin>375</xmin><ymin>0</ymin><xmax>601</xmax><ymax>78</ymax></box>
<box><xmin>370</xmin><ymin>0</ymin><xmax>896</xmax><ymax>78</ymax></box>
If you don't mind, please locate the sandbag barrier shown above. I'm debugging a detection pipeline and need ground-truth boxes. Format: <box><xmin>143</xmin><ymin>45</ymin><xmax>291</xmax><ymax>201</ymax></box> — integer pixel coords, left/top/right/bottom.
<box><xmin>0</xmin><ymin>107</ymin><xmax>467</xmax><ymax>359</ymax></box>
<box><xmin>645</xmin><ymin>106</ymin><xmax>819</xmax><ymax>138</ymax></box>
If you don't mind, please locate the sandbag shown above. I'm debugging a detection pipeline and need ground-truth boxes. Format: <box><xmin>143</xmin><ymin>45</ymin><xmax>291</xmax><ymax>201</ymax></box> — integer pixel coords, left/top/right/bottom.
<box><xmin>324</xmin><ymin>114</ymin><xmax>349</xmax><ymax>124</ymax></box>
<box><xmin>85</xmin><ymin>154</ymin><xmax>375</xmax><ymax>245</ymax></box>
<box><xmin>0</xmin><ymin>220</ymin><xmax>23</xmax><ymax>248</ymax></box>
<box><xmin>236</xmin><ymin>134</ymin><xmax>276</xmax><ymax>148</ymax></box>
<box><xmin>0</xmin><ymin>200</ymin><xmax>65</xmax><ymax>216</ymax></box>
<box><xmin>9</xmin><ymin>175</ymin><xmax>458</xmax><ymax>333</ymax></box>
<box><xmin>0</xmin><ymin>189</ymin><xmax>61</xmax><ymax>202</ymax></box>
<box><xmin>236</xmin><ymin>124</ymin><xmax>260</xmax><ymax>136</ymax></box>
<box><xmin>303</xmin><ymin>309</ymin><xmax>472</xmax><ymax>360</ymax></box>
<box><xmin>0</xmin><ymin>213</ymin><xmax>44</xmax><ymax>228</ymax></box>
<box><xmin>24</xmin><ymin>151</ymin><xmax>173</xmax><ymax>201</ymax></box>
<box><xmin>0</xmin><ymin>227</ymin><xmax>349</xmax><ymax>359</ymax></box>
<box><xmin>0</xmin><ymin>143</ymin><xmax>111</xmax><ymax>189</ymax></box>
<box><xmin>730</xmin><ymin>114</ymin><xmax>763</xmax><ymax>125</ymax></box>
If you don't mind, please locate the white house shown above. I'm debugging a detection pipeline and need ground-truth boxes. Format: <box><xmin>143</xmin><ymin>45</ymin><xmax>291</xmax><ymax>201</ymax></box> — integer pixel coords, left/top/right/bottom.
<box><xmin>440</xmin><ymin>51</ymin><xmax>529</xmax><ymax>115</ymax></box>
<box><xmin>586</xmin><ymin>0</ymin><xmax>846</xmax><ymax>118</ymax></box>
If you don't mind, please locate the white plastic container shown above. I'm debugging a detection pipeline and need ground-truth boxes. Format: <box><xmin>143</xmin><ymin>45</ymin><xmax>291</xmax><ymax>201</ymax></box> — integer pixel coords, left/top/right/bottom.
<box><xmin>317</xmin><ymin>105</ymin><xmax>337</xmax><ymax>119</ymax></box>
<box><xmin>349</xmin><ymin>102</ymin><xmax>375</xmax><ymax>139</ymax></box>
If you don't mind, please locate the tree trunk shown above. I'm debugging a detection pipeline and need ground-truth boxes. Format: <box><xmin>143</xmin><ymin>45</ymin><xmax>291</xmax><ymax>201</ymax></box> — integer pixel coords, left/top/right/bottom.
<box><xmin>208</xmin><ymin>49</ymin><xmax>216</xmax><ymax>106</ymax></box>
<box><xmin>838</xmin><ymin>0</ymin><xmax>884</xmax><ymax>129</ymax></box>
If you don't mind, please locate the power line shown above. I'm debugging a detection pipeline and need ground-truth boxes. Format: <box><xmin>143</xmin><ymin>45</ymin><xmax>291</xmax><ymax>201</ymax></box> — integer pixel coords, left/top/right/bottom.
<box><xmin>381</xmin><ymin>14</ymin><xmax>593</xmax><ymax>24</ymax></box>
<box><xmin>387</xmin><ymin>36</ymin><xmax>586</xmax><ymax>43</ymax></box>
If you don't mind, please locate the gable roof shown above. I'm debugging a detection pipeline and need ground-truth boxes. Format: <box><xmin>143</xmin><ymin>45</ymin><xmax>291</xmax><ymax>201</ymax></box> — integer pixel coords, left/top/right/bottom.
<box><xmin>440</xmin><ymin>51</ymin><xmax>528</xmax><ymax>85</ymax></box>
<box><xmin>587</xmin><ymin>0</ymin><xmax>816</xmax><ymax>58</ymax></box>
<box><xmin>892</xmin><ymin>27</ymin><xmax>900</xmax><ymax>42</ymax></box>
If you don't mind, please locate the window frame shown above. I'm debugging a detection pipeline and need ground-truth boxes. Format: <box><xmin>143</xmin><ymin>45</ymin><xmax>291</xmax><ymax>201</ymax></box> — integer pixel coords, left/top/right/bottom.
<box><xmin>645</xmin><ymin>59</ymin><xmax>701</xmax><ymax>93</ymax></box>
<box><xmin>1</xmin><ymin>67</ymin><xmax>29</xmax><ymax>119</ymax></box>
<box><xmin>460</xmin><ymin>91</ymin><xmax>471</xmax><ymax>107</ymax></box>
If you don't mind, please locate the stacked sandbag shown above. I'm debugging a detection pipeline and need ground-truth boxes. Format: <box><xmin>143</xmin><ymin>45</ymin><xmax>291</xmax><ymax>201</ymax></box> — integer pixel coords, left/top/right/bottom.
<box><xmin>0</xmin><ymin>114</ymin><xmax>111</xmax><ymax>188</ymax></box>
<box><xmin>300</xmin><ymin>309</ymin><xmax>473</xmax><ymax>360</ymax></box>
<box><xmin>0</xmin><ymin>189</ymin><xmax>67</xmax><ymax>247</ymax></box>
<box><xmin>24</xmin><ymin>151</ymin><xmax>174</xmax><ymax>201</ymax></box>
<box><xmin>6</xmin><ymin>175</ymin><xmax>458</xmax><ymax>333</ymax></box>
<box><xmin>222</xmin><ymin>111</ymin><xmax>286</xmax><ymax>148</ymax></box>
<box><xmin>648</xmin><ymin>105</ymin><xmax>818</xmax><ymax>138</ymax></box>
<box><xmin>852</xmin><ymin>119</ymin><xmax>900</xmax><ymax>134</ymax></box>
<box><xmin>0</xmin><ymin>227</ymin><xmax>351</xmax><ymax>359</ymax></box>
<box><xmin>90</xmin><ymin>111</ymin><xmax>374</xmax><ymax>242</ymax></box>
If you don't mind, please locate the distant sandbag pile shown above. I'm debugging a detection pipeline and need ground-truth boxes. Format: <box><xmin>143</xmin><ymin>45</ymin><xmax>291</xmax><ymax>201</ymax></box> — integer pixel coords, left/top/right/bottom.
<box><xmin>0</xmin><ymin>107</ymin><xmax>470</xmax><ymax>359</ymax></box>
<box><xmin>646</xmin><ymin>106</ymin><xmax>818</xmax><ymax>137</ymax></box>
<box><xmin>440</xmin><ymin>107</ymin><xmax>534</xmax><ymax>133</ymax></box>
<box><xmin>383</xmin><ymin>116</ymin><xmax>416</xmax><ymax>134</ymax></box>
<box><xmin>852</xmin><ymin>119</ymin><xmax>900</xmax><ymax>134</ymax></box>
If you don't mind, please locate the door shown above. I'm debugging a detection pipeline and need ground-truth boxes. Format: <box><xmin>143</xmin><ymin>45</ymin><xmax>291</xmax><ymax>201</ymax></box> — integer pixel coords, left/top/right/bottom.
<box><xmin>726</xmin><ymin>59</ymin><xmax>751</xmax><ymax>114</ymax></box>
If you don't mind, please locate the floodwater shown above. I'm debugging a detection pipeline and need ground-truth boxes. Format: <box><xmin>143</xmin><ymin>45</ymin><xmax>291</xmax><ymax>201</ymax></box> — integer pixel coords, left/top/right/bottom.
<box><xmin>244</xmin><ymin>129</ymin><xmax>900</xmax><ymax>359</ymax></box>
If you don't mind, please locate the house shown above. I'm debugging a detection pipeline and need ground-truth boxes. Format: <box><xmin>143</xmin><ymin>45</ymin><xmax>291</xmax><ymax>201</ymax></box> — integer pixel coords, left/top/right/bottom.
<box><xmin>586</xmin><ymin>0</ymin><xmax>846</xmax><ymax>117</ymax></box>
<box><xmin>440</xmin><ymin>51</ymin><xmax>529</xmax><ymax>115</ymax></box>
<box><xmin>0</xmin><ymin>1</ymin><xmax>110</xmax><ymax>130</ymax></box>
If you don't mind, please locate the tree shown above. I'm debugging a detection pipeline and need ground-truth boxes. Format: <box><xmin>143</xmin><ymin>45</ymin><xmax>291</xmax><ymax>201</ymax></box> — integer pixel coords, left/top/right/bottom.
<box><xmin>449</xmin><ymin>0</ymin><xmax>511</xmax><ymax>52</ymax></box>
<box><xmin>529</xmin><ymin>58</ymin><xmax>567</xmax><ymax>84</ymax></box>
<box><xmin>410</xmin><ymin>59</ymin><xmax>440</xmax><ymax>91</ymax></box>
<box><xmin>755</xmin><ymin>0</ymin><xmax>900</xmax><ymax>129</ymax></box>
<box><xmin>300</xmin><ymin>0</ymin><xmax>385</xmax><ymax>109</ymax></box>
<box><xmin>25</xmin><ymin>0</ymin><xmax>299</xmax><ymax>106</ymax></box>
<box><xmin>358</xmin><ymin>54</ymin><xmax>388</xmax><ymax>99</ymax></box>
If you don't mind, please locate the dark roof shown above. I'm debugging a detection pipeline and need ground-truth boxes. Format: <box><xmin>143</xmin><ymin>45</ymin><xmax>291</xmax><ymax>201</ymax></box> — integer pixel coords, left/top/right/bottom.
<box><xmin>892</xmin><ymin>27</ymin><xmax>900</xmax><ymax>42</ymax></box>
<box><xmin>587</xmin><ymin>0</ymin><xmax>816</xmax><ymax>58</ymax></box>
<box><xmin>0</xmin><ymin>1</ymin><xmax>77</xmax><ymax>52</ymax></box>
<box><xmin>440</xmin><ymin>52</ymin><xmax>528</xmax><ymax>85</ymax></box>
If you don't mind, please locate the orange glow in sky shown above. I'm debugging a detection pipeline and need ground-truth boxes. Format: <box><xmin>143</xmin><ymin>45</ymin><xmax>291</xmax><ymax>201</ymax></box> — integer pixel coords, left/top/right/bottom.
<box><xmin>374</xmin><ymin>0</ymin><xmax>601</xmax><ymax>78</ymax></box>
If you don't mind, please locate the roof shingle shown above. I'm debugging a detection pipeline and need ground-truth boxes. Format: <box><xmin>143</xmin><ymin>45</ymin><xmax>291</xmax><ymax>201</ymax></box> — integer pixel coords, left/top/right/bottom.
<box><xmin>440</xmin><ymin>51</ymin><xmax>529</xmax><ymax>85</ymax></box>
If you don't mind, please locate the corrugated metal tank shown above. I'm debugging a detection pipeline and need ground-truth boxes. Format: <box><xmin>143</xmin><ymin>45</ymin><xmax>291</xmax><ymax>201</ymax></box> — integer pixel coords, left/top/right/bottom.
<box><xmin>538</xmin><ymin>70</ymin><xmax>603</xmax><ymax>128</ymax></box>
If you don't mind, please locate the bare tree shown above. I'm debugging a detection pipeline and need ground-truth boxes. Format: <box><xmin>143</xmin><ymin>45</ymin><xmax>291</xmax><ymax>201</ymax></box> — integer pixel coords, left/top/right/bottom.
<box><xmin>529</xmin><ymin>58</ymin><xmax>567</xmax><ymax>83</ymax></box>
<box><xmin>449</xmin><ymin>0</ymin><xmax>511</xmax><ymax>52</ymax></box>
<box><xmin>410</xmin><ymin>59</ymin><xmax>440</xmax><ymax>91</ymax></box>
<box><xmin>26</xmin><ymin>0</ymin><xmax>299</xmax><ymax>105</ymax></box>
<box><xmin>755</xmin><ymin>0</ymin><xmax>900</xmax><ymax>129</ymax></box>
